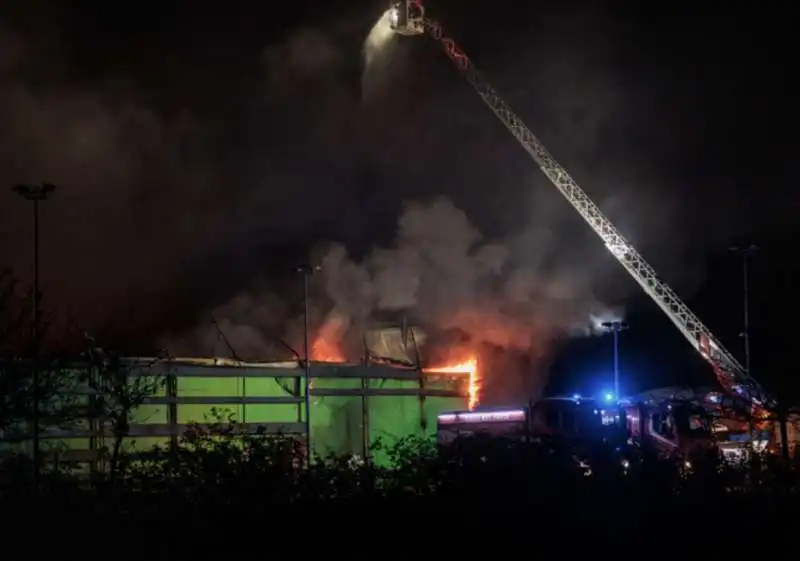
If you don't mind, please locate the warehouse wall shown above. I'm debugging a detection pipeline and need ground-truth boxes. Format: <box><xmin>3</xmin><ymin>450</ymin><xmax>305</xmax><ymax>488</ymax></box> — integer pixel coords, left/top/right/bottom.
<box><xmin>2</xmin><ymin>361</ymin><xmax>467</xmax><ymax>465</ymax></box>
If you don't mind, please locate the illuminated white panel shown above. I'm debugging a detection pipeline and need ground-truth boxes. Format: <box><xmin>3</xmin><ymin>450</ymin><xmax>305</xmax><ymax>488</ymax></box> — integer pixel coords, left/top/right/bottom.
<box><xmin>438</xmin><ymin>409</ymin><xmax>526</xmax><ymax>425</ymax></box>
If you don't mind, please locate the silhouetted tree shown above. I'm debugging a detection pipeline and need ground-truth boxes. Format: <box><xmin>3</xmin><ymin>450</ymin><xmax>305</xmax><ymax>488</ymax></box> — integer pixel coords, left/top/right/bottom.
<box><xmin>0</xmin><ymin>269</ymin><xmax>82</xmax><ymax>453</ymax></box>
<box><xmin>82</xmin><ymin>342</ymin><xmax>165</xmax><ymax>483</ymax></box>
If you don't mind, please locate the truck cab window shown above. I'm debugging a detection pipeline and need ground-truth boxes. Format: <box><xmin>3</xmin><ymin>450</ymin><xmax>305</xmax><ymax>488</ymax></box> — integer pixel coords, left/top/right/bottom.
<box><xmin>652</xmin><ymin>413</ymin><xmax>675</xmax><ymax>440</ymax></box>
<box><xmin>673</xmin><ymin>406</ymin><xmax>712</xmax><ymax>437</ymax></box>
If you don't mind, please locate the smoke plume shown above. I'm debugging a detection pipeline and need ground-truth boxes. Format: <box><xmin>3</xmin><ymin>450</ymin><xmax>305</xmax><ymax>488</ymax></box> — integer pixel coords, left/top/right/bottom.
<box><xmin>318</xmin><ymin>195</ymin><xmax>620</xmax><ymax>353</ymax></box>
<box><xmin>0</xmin><ymin>4</ymin><xmax>370</xmax><ymax>344</ymax></box>
<box><xmin>170</xmin><ymin>194</ymin><xmax>622</xmax><ymax>405</ymax></box>
<box><xmin>3</xmin><ymin>1</ymin><xmax>774</xmax><ymax>371</ymax></box>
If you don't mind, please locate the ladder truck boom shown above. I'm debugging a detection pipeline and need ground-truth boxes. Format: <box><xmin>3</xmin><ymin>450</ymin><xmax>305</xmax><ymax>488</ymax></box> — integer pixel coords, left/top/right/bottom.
<box><xmin>387</xmin><ymin>0</ymin><xmax>771</xmax><ymax>410</ymax></box>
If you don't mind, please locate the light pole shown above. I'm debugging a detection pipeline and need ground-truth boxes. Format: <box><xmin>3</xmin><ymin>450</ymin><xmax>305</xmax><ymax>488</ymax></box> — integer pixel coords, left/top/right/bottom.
<box><xmin>602</xmin><ymin>320</ymin><xmax>629</xmax><ymax>400</ymax></box>
<box><xmin>297</xmin><ymin>264</ymin><xmax>321</xmax><ymax>462</ymax></box>
<box><xmin>729</xmin><ymin>244</ymin><xmax>759</xmax><ymax>376</ymax></box>
<box><xmin>11</xmin><ymin>183</ymin><xmax>56</xmax><ymax>487</ymax></box>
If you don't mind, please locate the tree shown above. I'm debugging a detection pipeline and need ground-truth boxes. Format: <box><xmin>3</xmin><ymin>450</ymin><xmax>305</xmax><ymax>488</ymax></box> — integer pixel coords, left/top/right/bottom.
<box><xmin>0</xmin><ymin>269</ymin><xmax>31</xmax><ymax>438</ymax></box>
<box><xmin>0</xmin><ymin>268</ymin><xmax>82</xmax><ymax>457</ymax></box>
<box><xmin>82</xmin><ymin>342</ymin><xmax>166</xmax><ymax>482</ymax></box>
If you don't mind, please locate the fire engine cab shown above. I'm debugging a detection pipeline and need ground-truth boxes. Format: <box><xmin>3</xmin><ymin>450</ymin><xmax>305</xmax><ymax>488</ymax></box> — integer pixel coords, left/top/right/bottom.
<box><xmin>619</xmin><ymin>399</ymin><xmax>715</xmax><ymax>460</ymax></box>
<box><xmin>627</xmin><ymin>387</ymin><xmax>777</xmax><ymax>461</ymax></box>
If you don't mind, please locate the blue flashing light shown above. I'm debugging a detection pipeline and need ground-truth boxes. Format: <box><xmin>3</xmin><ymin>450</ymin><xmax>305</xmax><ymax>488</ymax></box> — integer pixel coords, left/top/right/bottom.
<box><xmin>572</xmin><ymin>393</ymin><xmax>581</xmax><ymax>401</ymax></box>
<box><xmin>603</xmin><ymin>392</ymin><xmax>615</xmax><ymax>403</ymax></box>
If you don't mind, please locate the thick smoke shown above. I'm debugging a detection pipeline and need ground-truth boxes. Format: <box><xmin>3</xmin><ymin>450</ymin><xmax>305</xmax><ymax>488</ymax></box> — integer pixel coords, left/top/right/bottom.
<box><xmin>0</xmin><ymin>5</ymin><xmax>369</xmax><ymax>344</ymax></box>
<box><xmin>171</xmin><ymin>194</ymin><xmax>623</xmax><ymax>406</ymax></box>
<box><xmin>0</xmin><ymin>67</ymin><xmax>224</xmax><ymax>332</ymax></box>
<box><xmin>168</xmin><ymin>289</ymin><xmax>291</xmax><ymax>360</ymax></box>
<box><xmin>4</xmin><ymin>1</ymin><xmax>778</xmax><ymax>367</ymax></box>
<box><xmin>318</xmin><ymin>196</ymin><xmax>620</xmax><ymax>352</ymax></box>
<box><xmin>0</xmin><ymin>17</ymin><xmax>220</xmax><ymax>335</ymax></box>
<box><xmin>0</xmin><ymin>4</ymin><xmax>649</xmax><ymax>351</ymax></box>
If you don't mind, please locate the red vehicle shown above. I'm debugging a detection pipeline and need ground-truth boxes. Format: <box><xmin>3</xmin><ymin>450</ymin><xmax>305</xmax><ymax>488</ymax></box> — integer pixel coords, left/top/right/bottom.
<box><xmin>436</xmin><ymin>396</ymin><xmax>626</xmax><ymax>447</ymax></box>
<box><xmin>620</xmin><ymin>386</ymin><xmax>770</xmax><ymax>460</ymax></box>
<box><xmin>437</xmin><ymin>397</ymin><xmax>628</xmax><ymax>475</ymax></box>
<box><xmin>619</xmin><ymin>400</ymin><xmax>715</xmax><ymax>462</ymax></box>
<box><xmin>437</xmin><ymin>393</ymin><xmax>718</xmax><ymax>467</ymax></box>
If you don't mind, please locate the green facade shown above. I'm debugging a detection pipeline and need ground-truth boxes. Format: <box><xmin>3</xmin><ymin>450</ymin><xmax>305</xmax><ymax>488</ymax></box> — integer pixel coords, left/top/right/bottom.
<box><xmin>6</xmin><ymin>359</ymin><xmax>467</xmax><ymax>464</ymax></box>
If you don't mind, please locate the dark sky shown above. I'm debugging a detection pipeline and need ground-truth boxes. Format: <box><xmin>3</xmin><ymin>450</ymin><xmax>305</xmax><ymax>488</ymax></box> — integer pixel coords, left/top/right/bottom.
<box><xmin>0</xmin><ymin>1</ymin><xmax>797</xmax><ymax>399</ymax></box>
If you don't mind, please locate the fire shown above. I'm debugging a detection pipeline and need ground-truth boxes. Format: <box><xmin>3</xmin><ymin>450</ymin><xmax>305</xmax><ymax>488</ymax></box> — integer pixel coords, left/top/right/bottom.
<box><xmin>424</xmin><ymin>357</ymin><xmax>480</xmax><ymax>410</ymax></box>
<box><xmin>309</xmin><ymin>317</ymin><xmax>480</xmax><ymax>409</ymax></box>
<box><xmin>311</xmin><ymin>336</ymin><xmax>345</xmax><ymax>362</ymax></box>
<box><xmin>311</xmin><ymin>314</ymin><xmax>349</xmax><ymax>362</ymax></box>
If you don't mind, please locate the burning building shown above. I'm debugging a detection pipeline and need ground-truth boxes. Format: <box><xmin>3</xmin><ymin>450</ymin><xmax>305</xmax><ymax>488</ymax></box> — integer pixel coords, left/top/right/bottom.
<box><xmin>3</xmin><ymin>321</ymin><xmax>476</xmax><ymax>466</ymax></box>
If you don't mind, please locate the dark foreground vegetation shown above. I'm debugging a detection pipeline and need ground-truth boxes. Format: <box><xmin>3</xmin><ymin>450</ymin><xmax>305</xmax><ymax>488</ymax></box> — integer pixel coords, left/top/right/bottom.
<box><xmin>2</xmin><ymin>426</ymin><xmax>799</xmax><ymax>552</ymax></box>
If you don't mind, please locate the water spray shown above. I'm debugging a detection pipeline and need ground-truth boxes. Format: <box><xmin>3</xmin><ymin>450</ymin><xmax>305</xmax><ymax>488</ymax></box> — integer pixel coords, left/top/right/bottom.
<box><xmin>362</xmin><ymin>1</ymin><xmax>426</xmax><ymax>70</ymax></box>
<box><xmin>363</xmin><ymin>10</ymin><xmax>395</xmax><ymax>68</ymax></box>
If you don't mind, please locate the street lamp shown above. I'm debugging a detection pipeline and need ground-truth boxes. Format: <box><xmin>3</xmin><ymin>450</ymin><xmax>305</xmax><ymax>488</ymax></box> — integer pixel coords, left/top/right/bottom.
<box><xmin>297</xmin><ymin>264</ymin><xmax>321</xmax><ymax>461</ymax></box>
<box><xmin>729</xmin><ymin>244</ymin><xmax>759</xmax><ymax>376</ymax></box>
<box><xmin>11</xmin><ymin>183</ymin><xmax>56</xmax><ymax>486</ymax></box>
<box><xmin>601</xmin><ymin>320</ymin><xmax>629</xmax><ymax>400</ymax></box>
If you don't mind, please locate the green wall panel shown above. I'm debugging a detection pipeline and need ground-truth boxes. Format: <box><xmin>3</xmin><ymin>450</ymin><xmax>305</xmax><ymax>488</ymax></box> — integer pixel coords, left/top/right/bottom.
<box><xmin>5</xmin><ymin>362</ymin><xmax>467</xmax><ymax>466</ymax></box>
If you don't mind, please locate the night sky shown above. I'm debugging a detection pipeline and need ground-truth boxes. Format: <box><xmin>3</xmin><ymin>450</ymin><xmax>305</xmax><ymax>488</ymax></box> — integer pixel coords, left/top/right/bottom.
<box><xmin>1</xmin><ymin>2</ymin><xmax>797</xmax><ymax>401</ymax></box>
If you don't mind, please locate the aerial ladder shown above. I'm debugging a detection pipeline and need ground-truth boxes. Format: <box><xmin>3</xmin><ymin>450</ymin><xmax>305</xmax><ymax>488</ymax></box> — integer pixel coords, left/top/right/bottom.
<box><xmin>386</xmin><ymin>1</ymin><xmax>775</xmax><ymax>422</ymax></box>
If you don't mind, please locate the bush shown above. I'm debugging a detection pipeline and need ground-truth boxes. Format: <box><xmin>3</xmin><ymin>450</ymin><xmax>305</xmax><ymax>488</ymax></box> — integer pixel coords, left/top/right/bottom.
<box><xmin>2</xmin><ymin>429</ymin><xmax>799</xmax><ymax>548</ymax></box>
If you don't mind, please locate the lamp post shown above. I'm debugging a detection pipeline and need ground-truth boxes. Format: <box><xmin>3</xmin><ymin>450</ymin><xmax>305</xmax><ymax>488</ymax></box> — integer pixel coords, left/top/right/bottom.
<box><xmin>728</xmin><ymin>244</ymin><xmax>763</xmax><ymax>456</ymax></box>
<box><xmin>11</xmin><ymin>183</ymin><xmax>56</xmax><ymax>488</ymax></box>
<box><xmin>601</xmin><ymin>320</ymin><xmax>629</xmax><ymax>400</ymax></box>
<box><xmin>297</xmin><ymin>264</ymin><xmax>321</xmax><ymax>462</ymax></box>
<box><xmin>728</xmin><ymin>244</ymin><xmax>759</xmax><ymax>376</ymax></box>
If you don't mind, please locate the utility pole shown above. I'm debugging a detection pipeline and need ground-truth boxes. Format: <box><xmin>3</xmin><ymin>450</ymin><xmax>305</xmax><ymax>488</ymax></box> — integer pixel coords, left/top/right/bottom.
<box><xmin>12</xmin><ymin>183</ymin><xmax>56</xmax><ymax>491</ymax></box>
<box><xmin>602</xmin><ymin>320</ymin><xmax>629</xmax><ymax>400</ymax></box>
<box><xmin>297</xmin><ymin>264</ymin><xmax>321</xmax><ymax>463</ymax></box>
<box><xmin>728</xmin><ymin>244</ymin><xmax>759</xmax><ymax>376</ymax></box>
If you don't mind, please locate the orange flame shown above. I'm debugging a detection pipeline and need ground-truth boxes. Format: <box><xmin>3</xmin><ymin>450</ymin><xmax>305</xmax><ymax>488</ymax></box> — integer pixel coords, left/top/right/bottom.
<box><xmin>310</xmin><ymin>320</ymin><xmax>480</xmax><ymax>409</ymax></box>
<box><xmin>311</xmin><ymin>316</ymin><xmax>348</xmax><ymax>362</ymax></box>
<box><xmin>424</xmin><ymin>357</ymin><xmax>480</xmax><ymax>410</ymax></box>
<box><xmin>311</xmin><ymin>336</ymin><xmax>345</xmax><ymax>362</ymax></box>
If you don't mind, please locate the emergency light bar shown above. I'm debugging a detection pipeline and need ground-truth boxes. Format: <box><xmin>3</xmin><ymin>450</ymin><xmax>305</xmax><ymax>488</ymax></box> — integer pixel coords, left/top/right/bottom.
<box><xmin>437</xmin><ymin>409</ymin><xmax>526</xmax><ymax>425</ymax></box>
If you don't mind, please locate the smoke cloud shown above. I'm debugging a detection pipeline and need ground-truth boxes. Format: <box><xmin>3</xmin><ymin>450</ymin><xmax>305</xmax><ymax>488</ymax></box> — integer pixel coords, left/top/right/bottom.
<box><xmin>0</xmin><ymin>4</ymin><xmax>371</xmax><ymax>344</ymax></box>
<box><xmin>170</xmin><ymin>194</ymin><xmax>622</xmax><ymax>404</ymax></box>
<box><xmin>2</xmin><ymin>1</ymin><xmax>775</xmax><ymax>376</ymax></box>
<box><xmin>318</xmin><ymin>195</ymin><xmax>620</xmax><ymax>353</ymax></box>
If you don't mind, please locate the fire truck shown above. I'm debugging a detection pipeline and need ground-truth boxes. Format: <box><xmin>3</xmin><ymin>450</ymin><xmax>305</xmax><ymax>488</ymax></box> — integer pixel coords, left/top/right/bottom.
<box><xmin>437</xmin><ymin>388</ymin><xmax>800</xmax><ymax>469</ymax></box>
<box><xmin>626</xmin><ymin>387</ymin><xmax>773</xmax><ymax>462</ymax></box>
<box><xmin>437</xmin><ymin>396</ymin><xmax>627</xmax><ymax>450</ymax></box>
<box><xmin>437</xmin><ymin>397</ymin><xmax>625</xmax><ymax>473</ymax></box>
<box><xmin>437</xmin><ymin>392</ymin><xmax>717</xmax><ymax>465</ymax></box>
